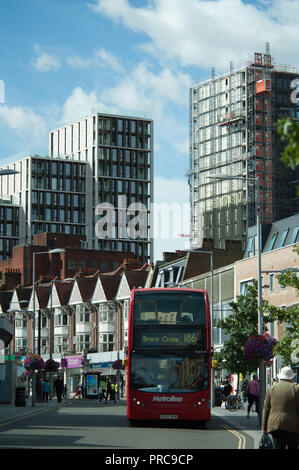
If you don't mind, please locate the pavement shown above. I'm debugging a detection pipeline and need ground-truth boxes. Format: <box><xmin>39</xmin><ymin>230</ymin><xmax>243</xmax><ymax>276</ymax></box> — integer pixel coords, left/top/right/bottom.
<box><xmin>0</xmin><ymin>398</ymin><xmax>262</xmax><ymax>448</ymax></box>
<box><xmin>212</xmin><ymin>405</ymin><xmax>262</xmax><ymax>449</ymax></box>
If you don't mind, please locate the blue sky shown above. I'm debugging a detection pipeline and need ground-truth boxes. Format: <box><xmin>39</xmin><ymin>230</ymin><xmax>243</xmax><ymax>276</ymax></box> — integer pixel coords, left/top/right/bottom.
<box><xmin>0</xmin><ymin>0</ymin><xmax>299</xmax><ymax>259</ymax></box>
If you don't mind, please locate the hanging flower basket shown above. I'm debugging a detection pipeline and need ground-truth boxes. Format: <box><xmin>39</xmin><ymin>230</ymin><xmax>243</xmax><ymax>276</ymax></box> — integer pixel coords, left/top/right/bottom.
<box><xmin>45</xmin><ymin>359</ymin><xmax>60</xmax><ymax>372</ymax></box>
<box><xmin>24</xmin><ymin>369</ymin><xmax>33</xmax><ymax>378</ymax></box>
<box><xmin>23</xmin><ymin>354</ymin><xmax>46</xmax><ymax>371</ymax></box>
<box><xmin>244</xmin><ymin>333</ymin><xmax>278</xmax><ymax>363</ymax></box>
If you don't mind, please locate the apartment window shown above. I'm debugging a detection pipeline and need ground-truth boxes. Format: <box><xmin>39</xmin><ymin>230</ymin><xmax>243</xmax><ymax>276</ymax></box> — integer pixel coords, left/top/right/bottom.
<box><xmin>99</xmin><ymin>333</ymin><xmax>114</xmax><ymax>352</ymax></box>
<box><xmin>123</xmin><ymin>300</ymin><xmax>130</xmax><ymax>320</ymax></box>
<box><xmin>269</xmin><ymin>321</ymin><xmax>275</xmax><ymax>337</ymax></box>
<box><xmin>15</xmin><ymin>317</ymin><xmax>28</xmax><ymax>328</ymax></box>
<box><xmin>41</xmin><ymin>316</ymin><xmax>47</xmax><ymax>329</ymax></box>
<box><xmin>76</xmin><ymin>334</ymin><xmax>90</xmax><ymax>353</ymax></box>
<box><xmin>240</xmin><ymin>279</ymin><xmax>253</xmax><ymax>295</ymax></box>
<box><xmin>278</xmin><ymin>229</ymin><xmax>289</xmax><ymax>248</ymax></box>
<box><xmin>76</xmin><ymin>306</ymin><xmax>90</xmax><ymax>323</ymax></box>
<box><xmin>123</xmin><ymin>330</ymin><xmax>128</xmax><ymax>349</ymax></box>
<box><xmin>54</xmin><ymin>309</ymin><xmax>68</xmax><ymax>326</ymax></box>
<box><xmin>269</xmin><ymin>274</ymin><xmax>275</xmax><ymax>292</ymax></box>
<box><xmin>267</xmin><ymin>233</ymin><xmax>278</xmax><ymax>251</ymax></box>
<box><xmin>46</xmin><ymin>192</ymin><xmax>51</xmax><ymax>204</ymax></box>
<box><xmin>290</xmin><ymin>226</ymin><xmax>299</xmax><ymax>245</ymax></box>
<box><xmin>247</xmin><ymin>236</ymin><xmax>255</xmax><ymax>256</ymax></box>
<box><xmin>55</xmin><ymin>335</ymin><xmax>68</xmax><ymax>353</ymax></box>
<box><xmin>15</xmin><ymin>338</ymin><xmax>28</xmax><ymax>352</ymax></box>
<box><xmin>99</xmin><ymin>303</ymin><xmax>114</xmax><ymax>322</ymax></box>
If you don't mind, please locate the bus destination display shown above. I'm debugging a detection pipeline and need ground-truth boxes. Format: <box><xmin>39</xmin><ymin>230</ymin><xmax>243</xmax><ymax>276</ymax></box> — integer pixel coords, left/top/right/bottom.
<box><xmin>134</xmin><ymin>328</ymin><xmax>206</xmax><ymax>349</ymax></box>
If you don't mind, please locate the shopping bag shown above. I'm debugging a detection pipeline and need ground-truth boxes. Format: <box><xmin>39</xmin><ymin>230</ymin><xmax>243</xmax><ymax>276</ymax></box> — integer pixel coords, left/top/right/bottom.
<box><xmin>258</xmin><ymin>433</ymin><xmax>274</xmax><ymax>449</ymax></box>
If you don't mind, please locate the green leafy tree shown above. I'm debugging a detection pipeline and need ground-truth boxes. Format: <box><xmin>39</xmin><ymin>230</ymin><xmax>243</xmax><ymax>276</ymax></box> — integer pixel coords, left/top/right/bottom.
<box><xmin>277</xmin><ymin>117</ymin><xmax>299</xmax><ymax>171</ymax></box>
<box><xmin>264</xmin><ymin>247</ymin><xmax>299</xmax><ymax>367</ymax></box>
<box><xmin>272</xmin><ymin>117</ymin><xmax>299</xmax><ymax>364</ymax></box>
<box><xmin>213</xmin><ymin>281</ymin><xmax>270</xmax><ymax>384</ymax></box>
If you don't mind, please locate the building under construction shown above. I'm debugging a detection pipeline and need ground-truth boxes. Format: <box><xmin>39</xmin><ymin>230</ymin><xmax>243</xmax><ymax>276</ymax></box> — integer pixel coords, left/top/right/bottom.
<box><xmin>189</xmin><ymin>48</ymin><xmax>299</xmax><ymax>250</ymax></box>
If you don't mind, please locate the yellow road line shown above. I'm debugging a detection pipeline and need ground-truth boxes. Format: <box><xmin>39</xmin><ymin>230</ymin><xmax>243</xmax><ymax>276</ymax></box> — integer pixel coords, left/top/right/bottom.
<box><xmin>0</xmin><ymin>402</ymin><xmax>70</xmax><ymax>429</ymax></box>
<box><xmin>222</xmin><ymin>423</ymin><xmax>246</xmax><ymax>449</ymax></box>
<box><xmin>0</xmin><ymin>408</ymin><xmax>52</xmax><ymax>428</ymax></box>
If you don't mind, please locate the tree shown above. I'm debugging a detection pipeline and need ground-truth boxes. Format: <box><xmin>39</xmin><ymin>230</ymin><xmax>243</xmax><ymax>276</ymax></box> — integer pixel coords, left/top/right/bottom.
<box><xmin>277</xmin><ymin>117</ymin><xmax>299</xmax><ymax>171</ymax></box>
<box><xmin>264</xmin><ymin>247</ymin><xmax>299</xmax><ymax>367</ymax></box>
<box><xmin>213</xmin><ymin>281</ymin><xmax>270</xmax><ymax>386</ymax></box>
<box><xmin>272</xmin><ymin>116</ymin><xmax>299</xmax><ymax>365</ymax></box>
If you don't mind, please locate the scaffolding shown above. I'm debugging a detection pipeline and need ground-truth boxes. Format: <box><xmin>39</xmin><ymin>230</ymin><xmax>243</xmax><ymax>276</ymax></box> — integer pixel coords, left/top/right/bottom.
<box><xmin>189</xmin><ymin>48</ymin><xmax>299</xmax><ymax>249</ymax></box>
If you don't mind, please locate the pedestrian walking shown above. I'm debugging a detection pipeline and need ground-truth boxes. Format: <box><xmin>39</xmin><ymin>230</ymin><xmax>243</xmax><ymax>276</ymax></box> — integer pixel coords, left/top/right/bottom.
<box><xmin>63</xmin><ymin>384</ymin><xmax>67</xmax><ymax>398</ymax></box>
<box><xmin>106</xmin><ymin>379</ymin><xmax>112</xmax><ymax>401</ymax></box>
<box><xmin>53</xmin><ymin>376</ymin><xmax>64</xmax><ymax>403</ymax></box>
<box><xmin>99</xmin><ymin>378</ymin><xmax>106</xmax><ymax>402</ymax></box>
<box><xmin>222</xmin><ymin>379</ymin><xmax>232</xmax><ymax>405</ymax></box>
<box><xmin>42</xmin><ymin>379</ymin><xmax>50</xmax><ymax>403</ymax></box>
<box><xmin>246</xmin><ymin>374</ymin><xmax>259</xmax><ymax>418</ymax></box>
<box><xmin>241</xmin><ymin>377</ymin><xmax>249</xmax><ymax>402</ymax></box>
<box><xmin>110</xmin><ymin>382</ymin><xmax>116</xmax><ymax>402</ymax></box>
<box><xmin>261</xmin><ymin>366</ymin><xmax>299</xmax><ymax>449</ymax></box>
<box><xmin>75</xmin><ymin>384</ymin><xmax>82</xmax><ymax>399</ymax></box>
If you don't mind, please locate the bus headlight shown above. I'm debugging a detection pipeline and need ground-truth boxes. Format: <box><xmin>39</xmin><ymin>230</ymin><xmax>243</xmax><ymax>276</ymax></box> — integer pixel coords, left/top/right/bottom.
<box><xmin>196</xmin><ymin>398</ymin><xmax>205</xmax><ymax>407</ymax></box>
<box><xmin>133</xmin><ymin>398</ymin><xmax>144</xmax><ymax>407</ymax></box>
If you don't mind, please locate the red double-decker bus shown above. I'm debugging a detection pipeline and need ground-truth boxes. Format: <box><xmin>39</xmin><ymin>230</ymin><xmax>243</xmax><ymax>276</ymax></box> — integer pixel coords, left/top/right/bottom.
<box><xmin>127</xmin><ymin>288</ymin><xmax>211</xmax><ymax>424</ymax></box>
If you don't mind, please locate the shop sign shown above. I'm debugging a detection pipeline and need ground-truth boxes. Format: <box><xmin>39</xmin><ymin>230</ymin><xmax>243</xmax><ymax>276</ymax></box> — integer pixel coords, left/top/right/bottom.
<box><xmin>90</xmin><ymin>362</ymin><xmax>111</xmax><ymax>369</ymax></box>
<box><xmin>61</xmin><ymin>355</ymin><xmax>83</xmax><ymax>369</ymax></box>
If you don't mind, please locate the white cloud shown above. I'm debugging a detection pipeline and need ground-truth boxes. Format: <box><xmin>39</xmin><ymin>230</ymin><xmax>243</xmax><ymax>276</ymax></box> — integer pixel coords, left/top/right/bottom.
<box><xmin>89</xmin><ymin>0</ymin><xmax>299</xmax><ymax>70</ymax></box>
<box><xmin>95</xmin><ymin>48</ymin><xmax>124</xmax><ymax>72</ymax></box>
<box><xmin>67</xmin><ymin>48</ymin><xmax>123</xmax><ymax>72</ymax></box>
<box><xmin>99</xmin><ymin>62</ymin><xmax>191</xmax><ymax>115</ymax></box>
<box><xmin>0</xmin><ymin>105</ymin><xmax>47</xmax><ymax>139</ymax></box>
<box><xmin>60</xmin><ymin>86</ymin><xmax>123</xmax><ymax>124</ymax></box>
<box><xmin>32</xmin><ymin>44</ymin><xmax>60</xmax><ymax>72</ymax></box>
<box><xmin>61</xmin><ymin>87</ymin><xmax>101</xmax><ymax>123</ymax></box>
<box><xmin>66</xmin><ymin>55</ymin><xmax>91</xmax><ymax>69</ymax></box>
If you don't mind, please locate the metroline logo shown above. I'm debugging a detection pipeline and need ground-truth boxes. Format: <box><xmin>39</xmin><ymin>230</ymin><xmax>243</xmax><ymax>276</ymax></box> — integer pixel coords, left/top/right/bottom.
<box><xmin>152</xmin><ymin>395</ymin><xmax>183</xmax><ymax>403</ymax></box>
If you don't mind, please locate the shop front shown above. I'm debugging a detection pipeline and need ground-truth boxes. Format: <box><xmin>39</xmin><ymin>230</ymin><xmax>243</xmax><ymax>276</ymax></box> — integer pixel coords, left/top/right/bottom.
<box><xmin>61</xmin><ymin>355</ymin><xmax>83</xmax><ymax>398</ymax></box>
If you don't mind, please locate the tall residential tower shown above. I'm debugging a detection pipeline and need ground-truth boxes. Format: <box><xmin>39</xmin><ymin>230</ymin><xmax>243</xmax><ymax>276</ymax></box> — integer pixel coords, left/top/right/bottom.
<box><xmin>0</xmin><ymin>112</ymin><xmax>153</xmax><ymax>263</ymax></box>
<box><xmin>189</xmin><ymin>50</ymin><xmax>299</xmax><ymax>249</ymax></box>
<box><xmin>50</xmin><ymin>113</ymin><xmax>153</xmax><ymax>262</ymax></box>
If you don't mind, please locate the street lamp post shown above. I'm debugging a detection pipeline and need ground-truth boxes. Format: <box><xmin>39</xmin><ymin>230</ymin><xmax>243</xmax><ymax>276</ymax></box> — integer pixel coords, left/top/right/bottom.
<box><xmin>181</xmin><ymin>249</ymin><xmax>214</xmax><ymax>406</ymax></box>
<box><xmin>208</xmin><ymin>173</ymin><xmax>265</xmax><ymax>421</ymax></box>
<box><xmin>48</xmin><ymin>276</ymin><xmax>73</xmax><ymax>400</ymax></box>
<box><xmin>32</xmin><ymin>248</ymin><xmax>65</xmax><ymax>406</ymax></box>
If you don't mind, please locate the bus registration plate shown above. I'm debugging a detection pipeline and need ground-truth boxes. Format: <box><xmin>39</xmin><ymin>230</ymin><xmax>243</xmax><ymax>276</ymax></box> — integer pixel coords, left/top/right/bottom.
<box><xmin>160</xmin><ymin>414</ymin><xmax>178</xmax><ymax>420</ymax></box>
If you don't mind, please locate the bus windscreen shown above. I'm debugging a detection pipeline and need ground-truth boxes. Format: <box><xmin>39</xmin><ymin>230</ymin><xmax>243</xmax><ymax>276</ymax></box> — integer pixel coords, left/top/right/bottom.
<box><xmin>130</xmin><ymin>352</ymin><xmax>209</xmax><ymax>394</ymax></box>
